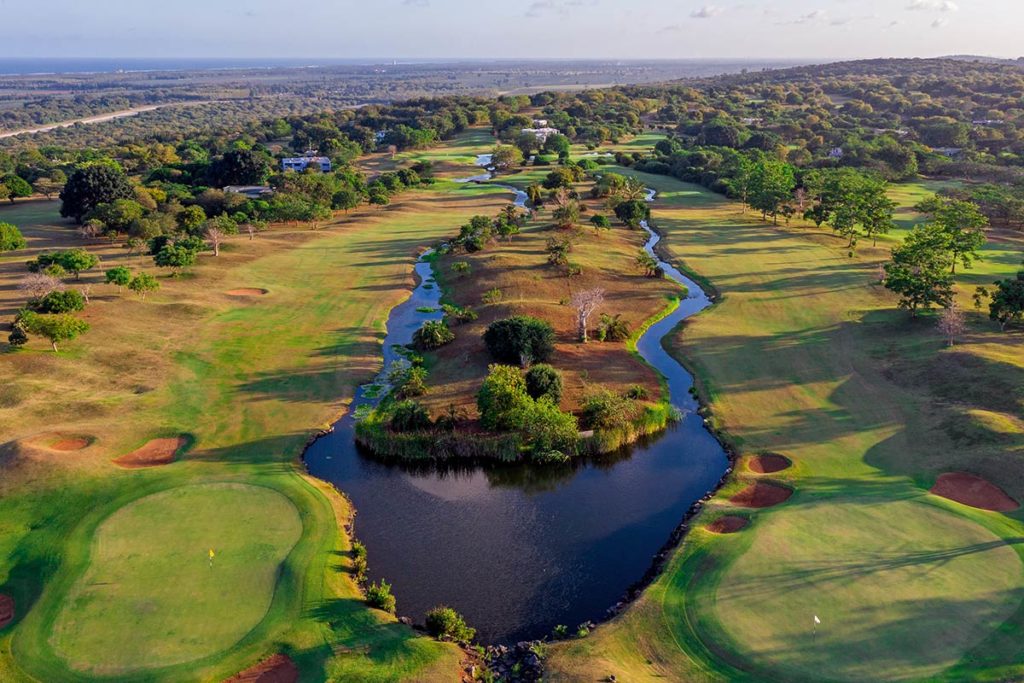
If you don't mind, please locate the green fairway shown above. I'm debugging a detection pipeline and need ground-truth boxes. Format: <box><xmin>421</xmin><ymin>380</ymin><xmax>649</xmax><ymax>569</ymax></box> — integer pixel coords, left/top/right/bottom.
<box><xmin>1</xmin><ymin>177</ymin><xmax>511</xmax><ymax>681</ymax></box>
<box><xmin>546</xmin><ymin>172</ymin><xmax>1024</xmax><ymax>682</ymax></box>
<box><xmin>51</xmin><ymin>484</ymin><xmax>302</xmax><ymax>675</ymax></box>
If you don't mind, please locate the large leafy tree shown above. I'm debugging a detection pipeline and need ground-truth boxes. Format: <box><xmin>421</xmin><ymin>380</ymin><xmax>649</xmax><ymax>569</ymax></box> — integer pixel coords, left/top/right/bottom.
<box><xmin>0</xmin><ymin>222</ymin><xmax>27</xmax><ymax>252</ymax></box>
<box><xmin>483</xmin><ymin>316</ymin><xmax>555</xmax><ymax>366</ymax></box>
<box><xmin>749</xmin><ymin>160</ymin><xmax>795</xmax><ymax>224</ymax></box>
<box><xmin>918</xmin><ymin>197</ymin><xmax>989</xmax><ymax>273</ymax></box>
<box><xmin>60</xmin><ymin>165</ymin><xmax>135</xmax><ymax>223</ymax></box>
<box><xmin>989</xmin><ymin>268</ymin><xmax>1024</xmax><ymax>330</ymax></box>
<box><xmin>209</xmin><ymin>149</ymin><xmax>273</xmax><ymax>187</ymax></box>
<box><xmin>2</xmin><ymin>174</ymin><xmax>32</xmax><ymax>203</ymax></box>
<box><xmin>18</xmin><ymin>311</ymin><xmax>90</xmax><ymax>351</ymax></box>
<box><xmin>884</xmin><ymin>224</ymin><xmax>955</xmax><ymax>317</ymax></box>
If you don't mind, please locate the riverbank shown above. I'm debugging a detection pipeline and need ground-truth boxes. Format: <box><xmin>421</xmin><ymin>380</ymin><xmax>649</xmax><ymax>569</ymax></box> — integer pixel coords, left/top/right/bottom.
<box><xmin>545</xmin><ymin>171</ymin><xmax>1024</xmax><ymax>682</ymax></box>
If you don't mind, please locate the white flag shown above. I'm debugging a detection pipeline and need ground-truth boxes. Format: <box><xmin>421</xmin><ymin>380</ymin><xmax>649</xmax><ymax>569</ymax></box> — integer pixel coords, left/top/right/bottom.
<box><xmin>814</xmin><ymin>615</ymin><xmax>821</xmax><ymax>625</ymax></box>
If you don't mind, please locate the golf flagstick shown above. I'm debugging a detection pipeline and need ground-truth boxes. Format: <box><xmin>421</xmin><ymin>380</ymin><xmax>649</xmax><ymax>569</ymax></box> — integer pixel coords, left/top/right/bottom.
<box><xmin>813</xmin><ymin>614</ymin><xmax>821</xmax><ymax>642</ymax></box>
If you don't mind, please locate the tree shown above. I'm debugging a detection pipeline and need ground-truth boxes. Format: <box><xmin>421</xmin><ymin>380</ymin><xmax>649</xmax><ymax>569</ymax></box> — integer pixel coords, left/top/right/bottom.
<box><xmin>614</xmin><ymin>199</ymin><xmax>649</xmax><ymax>228</ymax></box>
<box><xmin>989</xmin><ymin>268</ymin><xmax>1024</xmax><ymax>330</ymax></box>
<box><xmin>2</xmin><ymin>175</ymin><xmax>32</xmax><ymax>203</ymax></box>
<box><xmin>176</xmin><ymin>205</ymin><xmax>208</xmax><ymax>234</ymax></box>
<box><xmin>491</xmin><ymin>145</ymin><xmax>524</xmax><ymax>172</ymax></box>
<box><xmin>128</xmin><ymin>273</ymin><xmax>160</xmax><ymax>299</ymax></box>
<box><xmin>19</xmin><ymin>272</ymin><xmax>64</xmax><ymax>298</ymax></box>
<box><xmin>368</xmin><ymin>187</ymin><xmax>390</xmax><ymax>208</ymax></box>
<box><xmin>883</xmin><ymin>224</ymin><xmax>955</xmax><ymax>317</ymax></box>
<box><xmin>483</xmin><ymin>316</ymin><xmax>555</xmax><ymax>366</ymax></box>
<box><xmin>91</xmin><ymin>198</ymin><xmax>144</xmax><ymax>235</ymax></box>
<box><xmin>413</xmin><ymin>320</ymin><xmax>455</xmax><ymax>350</ymax></box>
<box><xmin>105</xmin><ymin>266</ymin><xmax>132</xmax><ymax>292</ymax></box>
<box><xmin>477</xmin><ymin>364</ymin><xmax>533</xmax><ymax>431</ymax></box>
<box><xmin>18</xmin><ymin>311</ymin><xmax>89</xmax><ymax>351</ymax></box>
<box><xmin>31</xmin><ymin>249</ymin><xmax>99</xmax><ymax>279</ymax></box>
<box><xmin>60</xmin><ymin>165</ymin><xmax>135</xmax><ymax>223</ymax></box>
<box><xmin>544</xmin><ymin>133</ymin><xmax>572</xmax><ymax>161</ymax></box>
<box><xmin>937</xmin><ymin>303</ymin><xmax>966</xmax><ymax>346</ymax></box>
<box><xmin>749</xmin><ymin>160</ymin><xmax>796</xmax><ymax>224</ymax></box>
<box><xmin>365</xmin><ymin>580</ymin><xmax>396</xmax><ymax>614</ymax></box>
<box><xmin>210</xmin><ymin>148</ymin><xmax>272</xmax><ymax>186</ymax></box>
<box><xmin>451</xmin><ymin>261</ymin><xmax>471</xmax><ymax>277</ymax></box>
<box><xmin>332</xmin><ymin>188</ymin><xmax>361</xmax><ymax>213</ymax></box>
<box><xmin>570</xmin><ymin>288</ymin><xmax>605</xmax><ymax>342</ymax></box>
<box><xmin>526</xmin><ymin>184</ymin><xmax>544</xmax><ymax>208</ymax></box>
<box><xmin>31</xmin><ymin>289</ymin><xmax>85</xmax><ymax>314</ymax></box>
<box><xmin>525</xmin><ymin>364</ymin><xmax>563</xmax><ymax>403</ymax></box>
<box><xmin>0</xmin><ymin>222</ymin><xmax>27</xmax><ymax>252</ymax></box>
<box><xmin>154</xmin><ymin>243</ymin><xmax>198</xmax><ymax>274</ymax></box>
<box><xmin>926</xmin><ymin>198</ymin><xmax>989</xmax><ymax>274</ymax></box>
<box><xmin>551</xmin><ymin>188</ymin><xmax>580</xmax><ymax>229</ymax></box>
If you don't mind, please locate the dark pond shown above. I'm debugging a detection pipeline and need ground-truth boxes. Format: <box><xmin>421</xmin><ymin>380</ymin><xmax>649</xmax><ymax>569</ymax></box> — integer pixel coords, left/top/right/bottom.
<box><xmin>304</xmin><ymin>182</ymin><xmax>729</xmax><ymax>644</ymax></box>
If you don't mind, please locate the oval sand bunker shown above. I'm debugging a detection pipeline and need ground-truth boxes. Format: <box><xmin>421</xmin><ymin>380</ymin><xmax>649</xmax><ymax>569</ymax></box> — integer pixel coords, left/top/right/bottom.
<box><xmin>707</xmin><ymin>516</ymin><xmax>749</xmax><ymax>534</ymax></box>
<box><xmin>113</xmin><ymin>436</ymin><xmax>187</xmax><ymax>468</ymax></box>
<box><xmin>730</xmin><ymin>481</ymin><xmax>793</xmax><ymax>508</ymax></box>
<box><xmin>226</xmin><ymin>654</ymin><xmax>299</xmax><ymax>683</ymax></box>
<box><xmin>931</xmin><ymin>472</ymin><xmax>1019</xmax><ymax>512</ymax></box>
<box><xmin>225</xmin><ymin>288</ymin><xmax>269</xmax><ymax>297</ymax></box>
<box><xmin>747</xmin><ymin>453</ymin><xmax>791</xmax><ymax>474</ymax></box>
<box><xmin>27</xmin><ymin>433</ymin><xmax>94</xmax><ymax>452</ymax></box>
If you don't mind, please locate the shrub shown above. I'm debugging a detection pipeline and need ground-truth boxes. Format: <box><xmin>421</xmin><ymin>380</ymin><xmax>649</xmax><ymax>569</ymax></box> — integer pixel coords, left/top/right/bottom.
<box><xmin>394</xmin><ymin>365</ymin><xmax>428</xmax><ymax>399</ymax></box>
<box><xmin>7</xmin><ymin>324</ymin><xmax>28</xmax><ymax>347</ymax></box>
<box><xmin>105</xmin><ymin>266</ymin><xmax>132</xmax><ymax>291</ymax></box>
<box><xmin>526</xmin><ymin>397</ymin><xmax>579</xmax><ymax>453</ymax></box>
<box><xmin>128</xmin><ymin>273</ymin><xmax>160</xmax><ymax>299</ymax></box>
<box><xmin>413</xmin><ymin>320</ymin><xmax>455</xmax><ymax>351</ymax></box>
<box><xmin>581</xmin><ymin>389</ymin><xmax>639</xmax><ymax>431</ymax></box>
<box><xmin>483</xmin><ymin>316</ymin><xmax>555</xmax><ymax>366</ymax></box>
<box><xmin>425</xmin><ymin>606</ymin><xmax>476</xmax><ymax>643</ymax></box>
<box><xmin>477</xmin><ymin>365</ymin><xmax>532</xmax><ymax>431</ymax></box>
<box><xmin>525</xmin><ymin>364</ymin><xmax>563</xmax><ymax>402</ymax></box>
<box><xmin>625</xmin><ymin>384</ymin><xmax>649</xmax><ymax>400</ymax></box>
<box><xmin>0</xmin><ymin>222</ymin><xmax>27</xmax><ymax>253</ymax></box>
<box><xmin>366</xmin><ymin>580</ymin><xmax>397</xmax><ymax>614</ymax></box>
<box><xmin>31</xmin><ymin>289</ymin><xmax>85</xmax><ymax>314</ymax></box>
<box><xmin>597</xmin><ymin>313</ymin><xmax>631</xmax><ymax>342</ymax></box>
<box><xmin>451</xmin><ymin>261</ymin><xmax>471</xmax><ymax>277</ymax></box>
<box><xmin>442</xmin><ymin>303</ymin><xmax>478</xmax><ymax>325</ymax></box>
<box><xmin>389</xmin><ymin>400</ymin><xmax>433</xmax><ymax>432</ymax></box>
<box><xmin>482</xmin><ymin>287</ymin><xmax>503</xmax><ymax>305</ymax></box>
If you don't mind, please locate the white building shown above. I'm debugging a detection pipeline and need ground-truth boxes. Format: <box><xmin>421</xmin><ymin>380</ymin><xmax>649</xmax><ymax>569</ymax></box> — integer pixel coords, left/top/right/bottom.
<box><xmin>224</xmin><ymin>185</ymin><xmax>273</xmax><ymax>199</ymax></box>
<box><xmin>282</xmin><ymin>151</ymin><xmax>332</xmax><ymax>173</ymax></box>
<box><xmin>521</xmin><ymin>127</ymin><xmax>560</xmax><ymax>143</ymax></box>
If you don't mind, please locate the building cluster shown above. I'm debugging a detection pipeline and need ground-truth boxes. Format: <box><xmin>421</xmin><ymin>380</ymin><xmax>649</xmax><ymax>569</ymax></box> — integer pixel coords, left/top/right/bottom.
<box><xmin>282</xmin><ymin>151</ymin><xmax>332</xmax><ymax>173</ymax></box>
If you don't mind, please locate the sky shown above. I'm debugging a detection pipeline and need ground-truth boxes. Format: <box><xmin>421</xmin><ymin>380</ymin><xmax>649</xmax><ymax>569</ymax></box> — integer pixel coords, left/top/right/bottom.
<box><xmin>1</xmin><ymin>0</ymin><xmax>1020</xmax><ymax>61</ymax></box>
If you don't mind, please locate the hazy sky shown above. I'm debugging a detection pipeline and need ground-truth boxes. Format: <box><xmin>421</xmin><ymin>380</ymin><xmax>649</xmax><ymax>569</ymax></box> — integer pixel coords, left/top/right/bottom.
<box><xmin>2</xmin><ymin>0</ymin><xmax>1020</xmax><ymax>60</ymax></box>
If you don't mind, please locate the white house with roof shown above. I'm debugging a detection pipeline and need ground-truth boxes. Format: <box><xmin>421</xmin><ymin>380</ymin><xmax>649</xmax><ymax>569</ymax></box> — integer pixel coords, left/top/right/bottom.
<box><xmin>282</xmin><ymin>151</ymin><xmax>332</xmax><ymax>173</ymax></box>
<box><xmin>521</xmin><ymin>127</ymin><xmax>560</xmax><ymax>143</ymax></box>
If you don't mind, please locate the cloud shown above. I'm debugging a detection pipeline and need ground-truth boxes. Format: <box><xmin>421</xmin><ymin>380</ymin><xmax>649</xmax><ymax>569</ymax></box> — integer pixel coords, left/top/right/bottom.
<box><xmin>932</xmin><ymin>17</ymin><xmax>949</xmax><ymax>27</ymax></box>
<box><xmin>907</xmin><ymin>0</ymin><xmax>958</xmax><ymax>11</ymax></box>
<box><xmin>776</xmin><ymin>9</ymin><xmax>827</xmax><ymax>25</ymax></box>
<box><xmin>690</xmin><ymin>5</ymin><xmax>722</xmax><ymax>19</ymax></box>
<box><xmin>524</xmin><ymin>0</ymin><xmax>596</xmax><ymax>18</ymax></box>
<box><xmin>403</xmin><ymin>0</ymin><xmax>429</xmax><ymax>5</ymax></box>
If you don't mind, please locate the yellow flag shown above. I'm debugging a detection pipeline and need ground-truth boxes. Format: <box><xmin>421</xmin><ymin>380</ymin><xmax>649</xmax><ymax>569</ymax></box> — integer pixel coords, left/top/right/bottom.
<box><xmin>209</xmin><ymin>548</ymin><xmax>215</xmax><ymax>560</ymax></box>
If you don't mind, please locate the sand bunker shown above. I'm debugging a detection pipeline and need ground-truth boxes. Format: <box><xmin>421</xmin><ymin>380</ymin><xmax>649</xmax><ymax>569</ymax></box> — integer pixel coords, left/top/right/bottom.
<box><xmin>113</xmin><ymin>436</ymin><xmax>187</xmax><ymax>469</ymax></box>
<box><xmin>707</xmin><ymin>516</ymin><xmax>749</xmax><ymax>534</ymax></box>
<box><xmin>27</xmin><ymin>433</ymin><xmax>94</xmax><ymax>452</ymax></box>
<box><xmin>0</xmin><ymin>594</ymin><xmax>14</xmax><ymax>629</ymax></box>
<box><xmin>930</xmin><ymin>472</ymin><xmax>1019</xmax><ymax>512</ymax></box>
<box><xmin>747</xmin><ymin>453</ymin><xmax>791</xmax><ymax>474</ymax></box>
<box><xmin>225</xmin><ymin>288</ymin><xmax>269</xmax><ymax>297</ymax></box>
<box><xmin>730</xmin><ymin>481</ymin><xmax>793</xmax><ymax>508</ymax></box>
<box><xmin>225</xmin><ymin>654</ymin><xmax>299</xmax><ymax>683</ymax></box>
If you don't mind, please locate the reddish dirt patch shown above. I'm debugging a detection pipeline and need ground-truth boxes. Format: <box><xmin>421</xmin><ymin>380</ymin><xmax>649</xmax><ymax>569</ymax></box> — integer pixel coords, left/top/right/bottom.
<box><xmin>225</xmin><ymin>288</ymin><xmax>269</xmax><ymax>297</ymax></box>
<box><xmin>930</xmin><ymin>472</ymin><xmax>1019</xmax><ymax>512</ymax></box>
<box><xmin>225</xmin><ymin>654</ymin><xmax>299</xmax><ymax>683</ymax></box>
<box><xmin>707</xmin><ymin>516</ymin><xmax>749</xmax><ymax>534</ymax></box>
<box><xmin>0</xmin><ymin>594</ymin><xmax>14</xmax><ymax>629</ymax></box>
<box><xmin>113</xmin><ymin>436</ymin><xmax>187</xmax><ymax>469</ymax></box>
<box><xmin>730</xmin><ymin>481</ymin><xmax>793</xmax><ymax>508</ymax></box>
<box><xmin>26</xmin><ymin>433</ymin><xmax>95</xmax><ymax>452</ymax></box>
<box><xmin>747</xmin><ymin>453</ymin><xmax>791</xmax><ymax>474</ymax></box>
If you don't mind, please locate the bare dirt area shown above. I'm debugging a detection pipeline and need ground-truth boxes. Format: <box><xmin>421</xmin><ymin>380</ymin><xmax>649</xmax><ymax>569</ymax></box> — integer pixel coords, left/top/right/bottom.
<box><xmin>224</xmin><ymin>654</ymin><xmax>299</xmax><ymax>683</ymax></box>
<box><xmin>112</xmin><ymin>436</ymin><xmax>187</xmax><ymax>468</ymax></box>
<box><xmin>225</xmin><ymin>288</ymin><xmax>269</xmax><ymax>297</ymax></box>
<box><xmin>24</xmin><ymin>433</ymin><xmax>95</xmax><ymax>452</ymax></box>
<box><xmin>930</xmin><ymin>472</ymin><xmax>1020</xmax><ymax>512</ymax></box>
<box><xmin>0</xmin><ymin>594</ymin><xmax>14</xmax><ymax>629</ymax></box>
<box><xmin>707</xmin><ymin>516</ymin><xmax>750</xmax><ymax>534</ymax></box>
<box><xmin>747</xmin><ymin>453</ymin><xmax>791</xmax><ymax>474</ymax></box>
<box><xmin>729</xmin><ymin>481</ymin><xmax>793</xmax><ymax>509</ymax></box>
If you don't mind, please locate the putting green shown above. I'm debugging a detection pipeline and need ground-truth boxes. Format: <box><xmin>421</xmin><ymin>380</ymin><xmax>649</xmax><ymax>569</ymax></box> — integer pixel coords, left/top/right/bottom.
<box><xmin>706</xmin><ymin>499</ymin><xmax>1024</xmax><ymax>682</ymax></box>
<box><xmin>49</xmin><ymin>483</ymin><xmax>302</xmax><ymax>675</ymax></box>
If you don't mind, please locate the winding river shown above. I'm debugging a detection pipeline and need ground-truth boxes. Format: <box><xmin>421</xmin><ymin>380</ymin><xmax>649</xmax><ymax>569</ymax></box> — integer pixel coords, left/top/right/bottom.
<box><xmin>304</xmin><ymin>161</ymin><xmax>729</xmax><ymax>644</ymax></box>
